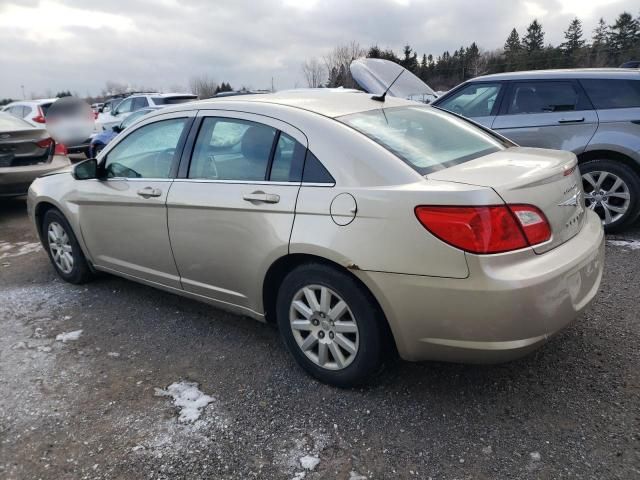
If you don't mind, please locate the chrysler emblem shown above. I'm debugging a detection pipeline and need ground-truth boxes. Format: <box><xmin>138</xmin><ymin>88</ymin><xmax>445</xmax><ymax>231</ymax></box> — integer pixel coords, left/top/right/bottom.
<box><xmin>558</xmin><ymin>191</ymin><xmax>581</xmax><ymax>207</ymax></box>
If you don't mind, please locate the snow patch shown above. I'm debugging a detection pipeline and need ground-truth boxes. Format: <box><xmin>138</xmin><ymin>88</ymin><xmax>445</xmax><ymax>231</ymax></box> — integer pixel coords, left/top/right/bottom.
<box><xmin>154</xmin><ymin>381</ymin><xmax>214</xmax><ymax>423</ymax></box>
<box><xmin>291</xmin><ymin>473</ymin><xmax>306</xmax><ymax>480</ymax></box>
<box><xmin>350</xmin><ymin>472</ymin><xmax>368</xmax><ymax>480</ymax></box>
<box><xmin>0</xmin><ymin>241</ymin><xmax>42</xmax><ymax>260</ymax></box>
<box><xmin>300</xmin><ymin>455</ymin><xmax>320</xmax><ymax>470</ymax></box>
<box><xmin>530</xmin><ymin>451</ymin><xmax>542</xmax><ymax>461</ymax></box>
<box><xmin>56</xmin><ymin>330</ymin><xmax>83</xmax><ymax>342</ymax></box>
<box><xmin>607</xmin><ymin>239</ymin><xmax>640</xmax><ymax>250</ymax></box>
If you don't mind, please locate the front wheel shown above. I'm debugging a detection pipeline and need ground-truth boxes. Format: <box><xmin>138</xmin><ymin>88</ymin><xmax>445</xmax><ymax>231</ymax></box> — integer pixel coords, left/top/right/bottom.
<box><xmin>580</xmin><ymin>159</ymin><xmax>640</xmax><ymax>232</ymax></box>
<box><xmin>42</xmin><ymin>209</ymin><xmax>93</xmax><ymax>284</ymax></box>
<box><xmin>276</xmin><ymin>263</ymin><xmax>386</xmax><ymax>387</ymax></box>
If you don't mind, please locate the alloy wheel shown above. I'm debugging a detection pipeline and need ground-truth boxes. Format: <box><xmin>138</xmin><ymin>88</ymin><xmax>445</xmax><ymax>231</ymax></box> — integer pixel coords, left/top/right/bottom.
<box><xmin>289</xmin><ymin>285</ymin><xmax>359</xmax><ymax>371</ymax></box>
<box><xmin>47</xmin><ymin>221</ymin><xmax>74</xmax><ymax>274</ymax></box>
<box><xmin>582</xmin><ymin>170</ymin><xmax>630</xmax><ymax>225</ymax></box>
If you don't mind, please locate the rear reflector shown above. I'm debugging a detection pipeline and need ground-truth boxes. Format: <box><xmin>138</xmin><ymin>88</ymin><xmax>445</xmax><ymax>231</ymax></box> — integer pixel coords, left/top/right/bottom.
<box><xmin>415</xmin><ymin>205</ymin><xmax>551</xmax><ymax>254</ymax></box>
<box><xmin>54</xmin><ymin>143</ymin><xmax>68</xmax><ymax>155</ymax></box>
<box><xmin>36</xmin><ymin>137</ymin><xmax>54</xmax><ymax>149</ymax></box>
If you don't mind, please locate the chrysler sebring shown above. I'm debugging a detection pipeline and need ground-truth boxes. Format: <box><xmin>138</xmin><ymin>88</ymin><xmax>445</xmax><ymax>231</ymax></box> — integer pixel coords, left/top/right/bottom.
<box><xmin>27</xmin><ymin>90</ymin><xmax>604</xmax><ymax>386</ymax></box>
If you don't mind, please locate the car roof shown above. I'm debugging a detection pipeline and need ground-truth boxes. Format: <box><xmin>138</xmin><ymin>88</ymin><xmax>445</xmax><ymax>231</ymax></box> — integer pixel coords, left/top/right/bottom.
<box><xmin>469</xmin><ymin>68</ymin><xmax>640</xmax><ymax>82</ymax></box>
<box><xmin>7</xmin><ymin>98</ymin><xmax>58</xmax><ymax>106</ymax></box>
<box><xmin>172</xmin><ymin>89</ymin><xmax>416</xmax><ymax>118</ymax></box>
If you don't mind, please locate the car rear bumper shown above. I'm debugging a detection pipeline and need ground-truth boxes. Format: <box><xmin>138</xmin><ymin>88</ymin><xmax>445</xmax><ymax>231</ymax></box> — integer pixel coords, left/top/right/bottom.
<box><xmin>0</xmin><ymin>155</ymin><xmax>71</xmax><ymax>197</ymax></box>
<box><xmin>355</xmin><ymin>210</ymin><xmax>605</xmax><ymax>363</ymax></box>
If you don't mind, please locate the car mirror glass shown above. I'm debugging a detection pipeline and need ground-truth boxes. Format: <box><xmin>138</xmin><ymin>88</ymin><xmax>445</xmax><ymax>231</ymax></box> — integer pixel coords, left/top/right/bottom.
<box><xmin>73</xmin><ymin>158</ymin><xmax>98</xmax><ymax>180</ymax></box>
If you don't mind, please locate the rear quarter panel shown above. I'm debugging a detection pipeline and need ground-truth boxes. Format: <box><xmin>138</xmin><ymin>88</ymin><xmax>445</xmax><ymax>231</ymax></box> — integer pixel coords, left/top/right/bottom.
<box><xmin>586</xmin><ymin>108</ymin><xmax>640</xmax><ymax>163</ymax></box>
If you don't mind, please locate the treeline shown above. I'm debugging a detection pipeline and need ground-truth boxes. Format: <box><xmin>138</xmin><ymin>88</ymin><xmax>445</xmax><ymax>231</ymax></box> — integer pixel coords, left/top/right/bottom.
<box><xmin>320</xmin><ymin>11</ymin><xmax>640</xmax><ymax>91</ymax></box>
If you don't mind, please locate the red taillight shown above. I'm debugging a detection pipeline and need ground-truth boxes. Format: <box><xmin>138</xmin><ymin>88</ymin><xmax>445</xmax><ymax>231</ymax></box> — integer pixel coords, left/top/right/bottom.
<box><xmin>54</xmin><ymin>143</ymin><xmax>68</xmax><ymax>155</ymax></box>
<box><xmin>33</xmin><ymin>106</ymin><xmax>46</xmax><ymax>124</ymax></box>
<box><xmin>415</xmin><ymin>205</ymin><xmax>551</xmax><ymax>254</ymax></box>
<box><xmin>36</xmin><ymin>137</ymin><xmax>54</xmax><ymax>149</ymax></box>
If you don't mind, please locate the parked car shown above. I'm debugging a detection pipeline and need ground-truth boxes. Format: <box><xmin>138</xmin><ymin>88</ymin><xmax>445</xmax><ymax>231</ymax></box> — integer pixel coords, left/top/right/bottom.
<box><xmin>27</xmin><ymin>90</ymin><xmax>604</xmax><ymax>386</ymax></box>
<box><xmin>619</xmin><ymin>61</ymin><xmax>640</xmax><ymax>69</ymax></box>
<box><xmin>0</xmin><ymin>112</ymin><xmax>70</xmax><ymax>197</ymax></box>
<box><xmin>95</xmin><ymin>93</ymin><xmax>197</xmax><ymax>132</ymax></box>
<box><xmin>433</xmin><ymin>69</ymin><xmax>640</xmax><ymax>231</ymax></box>
<box><xmin>89</xmin><ymin>106</ymin><xmax>163</xmax><ymax>157</ymax></box>
<box><xmin>2</xmin><ymin>98</ymin><xmax>58</xmax><ymax>126</ymax></box>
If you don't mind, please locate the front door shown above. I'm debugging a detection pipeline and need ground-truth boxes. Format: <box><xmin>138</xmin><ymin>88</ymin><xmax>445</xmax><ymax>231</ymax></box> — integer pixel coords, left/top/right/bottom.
<box><xmin>492</xmin><ymin>80</ymin><xmax>598</xmax><ymax>153</ymax></box>
<box><xmin>77</xmin><ymin>113</ymin><xmax>193</xmax><ymax>287</ymax></box>
<box><xmin>167</xmin><ymin>113</ymin><xmax>307</xmax><ymax>315</ymax></box>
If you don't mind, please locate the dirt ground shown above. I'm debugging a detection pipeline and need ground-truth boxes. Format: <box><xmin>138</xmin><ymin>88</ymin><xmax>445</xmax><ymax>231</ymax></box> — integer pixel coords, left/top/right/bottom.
<box><xmin>1</xmin><ymin>197</ymin><xmax>639</xmax><ymax>479</ymax></box>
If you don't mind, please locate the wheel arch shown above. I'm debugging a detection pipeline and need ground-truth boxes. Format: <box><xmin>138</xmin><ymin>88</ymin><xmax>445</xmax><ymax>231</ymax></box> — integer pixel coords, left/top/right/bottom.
<box><xmin>261</xmin><ymin>253</ymin><xmax>397</xmax><ymax>355</ymax></box>
<box><xmin>577</xmin><ymin>149</ymin><xmax>640</xmax><ymax>179</ymax></box>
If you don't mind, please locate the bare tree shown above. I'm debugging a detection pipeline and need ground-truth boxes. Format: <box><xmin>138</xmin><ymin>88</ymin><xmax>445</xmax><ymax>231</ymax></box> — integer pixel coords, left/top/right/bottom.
<box><xmin>323</xmin><ymin>41</ymin><xmax>365</xmax><ymax>88</ymax></box>
<box><xmin>189</xmin><ymin>74</ymin><xmax>218</xmax><ymax>99</ymax></box>
<box><xmin>103</xmin><ymin>81</ymin><xmax>128</xmax><ymax>96</ymax></box>
<box><xmin>301</xmin><ymin>58</ymin><xmax>326</xmax><ymax>88</ymax></box>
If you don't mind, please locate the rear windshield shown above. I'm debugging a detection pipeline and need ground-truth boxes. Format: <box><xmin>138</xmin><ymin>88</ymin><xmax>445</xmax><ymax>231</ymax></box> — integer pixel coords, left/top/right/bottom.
<box><xmin>0</xmin><ymin>112</ymin><xmax>34</xmax><ymax>131</ymax></box>
<box><xmin>152</xmin><ymin>96</ymin><xmax>197</xmax><ymax>105</ymax></box>
<box><xmin>39</xmin><ymin>102</ymin><xmax>53</xmax><ymax>115</ymax></box>
<box><xmin>338</xmin><ymin>106</ymin><xmax>504</xmax><ymax>175</ymax></box>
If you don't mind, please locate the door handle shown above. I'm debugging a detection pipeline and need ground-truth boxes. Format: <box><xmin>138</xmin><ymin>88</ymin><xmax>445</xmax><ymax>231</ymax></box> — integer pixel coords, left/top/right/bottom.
<box><xmin>242</xmin><ymin>191</ymin><xmax>280</xmax><ymax>204</ymax></box>
<box><xmin>137</xmin><ymin>187</ymin><xmax>162</xmax><ymax>198</ymax></box>
<box><xmin>558</xmin><ymin>117</ymin><xmax>585</xmax><ymax>124</ymax></box>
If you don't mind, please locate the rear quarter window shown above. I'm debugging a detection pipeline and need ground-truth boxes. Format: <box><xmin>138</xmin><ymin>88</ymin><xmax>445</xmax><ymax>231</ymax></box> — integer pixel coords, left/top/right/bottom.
<box><xmin>580</xmin><ymin>79</ymin><xmax>640</xmax><ymax>109</ymax></box>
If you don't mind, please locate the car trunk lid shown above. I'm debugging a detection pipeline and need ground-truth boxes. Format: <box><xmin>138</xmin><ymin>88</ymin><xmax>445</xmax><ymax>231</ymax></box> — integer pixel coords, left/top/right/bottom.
<box><xmin>0</xmin><ymin>128</ymin><xmax>53</xmax><ymax>168</ymax></box>
<box><xmin>428</xmin><ymin>147</ymin><xmax>586</xmax><ymax>254</ymax></box>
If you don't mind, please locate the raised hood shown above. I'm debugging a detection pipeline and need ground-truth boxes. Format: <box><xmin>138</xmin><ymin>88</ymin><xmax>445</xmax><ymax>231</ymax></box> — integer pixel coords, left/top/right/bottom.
<box><xmin>429</xmin><ymin>147</ymin><xmax>587</xmax><ymax>254</ymax></box>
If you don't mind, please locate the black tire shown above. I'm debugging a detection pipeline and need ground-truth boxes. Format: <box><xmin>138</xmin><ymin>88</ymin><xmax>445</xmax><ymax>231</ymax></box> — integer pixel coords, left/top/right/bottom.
<box><xmin>276</xmin><ymin>263</ymin><xmax>386</xmax><ymax>387</ymax></box>
<box><xmin>42</xmin><ymin>209</ymin><xmax>93</xmax><ymax>284</ymax></box>
<box><xmin>580</xmin><ymin>159</ymin><xmax>640</xmax><ymax>232</ymax></box>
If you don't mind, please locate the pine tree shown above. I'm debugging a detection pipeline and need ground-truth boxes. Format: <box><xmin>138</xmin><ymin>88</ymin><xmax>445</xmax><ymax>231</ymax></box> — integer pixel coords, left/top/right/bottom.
<box><xmin>561</xmin><ymin>18</ymin><xmax>585</xmax><ymax>54</ymax></box>
<box><xmin>522</xmin><ymin>20</ymin><xmax>545</xmax><ymax>53</ymax></box>
<box><xmin>504</xmin><ymin>28</ymin><xmax>521</xmax><ymax>54</ymax></box>
<box><xmin>593</xmin><ymin>18</ymin><xmax>608</xmax><ymax>46</ymax></box>
<box><xmin>608</xmin><ymin>12</ymin><xmax>640</xmax><ymax>53</ymax></box>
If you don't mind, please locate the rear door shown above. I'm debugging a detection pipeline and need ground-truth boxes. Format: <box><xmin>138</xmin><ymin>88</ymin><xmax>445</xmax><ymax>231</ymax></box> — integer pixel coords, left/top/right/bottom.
<box><xmin>492</xmin><ymin>80</ymin><xmax>598</xmax><ymax>153</ymax></box>
<box><xmin>167</xmin><ymin>112</ymin><xmax>306</xmax><ymax>314</ymax></box>
<box><xmin>434</xmin><ymin>82</ymin><xmax>504</xmax><ymax>128</ymax></box>
<box><xmin>76</xmin><ymin>111</ymin><xmax>194</xmax><ymax>287</ymax></box>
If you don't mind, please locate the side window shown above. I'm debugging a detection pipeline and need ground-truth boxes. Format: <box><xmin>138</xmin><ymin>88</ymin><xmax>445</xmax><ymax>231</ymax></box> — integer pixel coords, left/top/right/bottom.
<box><xmin>189</xmin><ymin>117</ymin><xmax>276</xmax><ymax>181</ymax></box>
<box><xmin>303</xmin><ymin>151</ymin><xmax>334</xmax><ymax>184</ymax></box>
<box><xmin>132</xmin><ymin>97</ymin><xmax>149</xmax><ymax>110</ymax></box>
<box><xmin>581</xmin><ymin>79</ymin><xmax>640</xmax><ymax>109</ymax></box>
<box><xmin>438</xmin><ymin>83</ymin><xmax>502</xmax><ymax>117</ymax></box>
<box><xmin>22</xmin><ymin>106</ymin><xmax>32</xmax><ymax>118</ymax></box>
<box><xmin>270</xmin><ymin>133</ymin><xmax>306</xmax><ymax>182</ymax></box>
<box><xmin>104</xmin><ymin>118</ymin><xmax>187</xmax><ymax>179</ymax></box>
<box><xmin>507</xmin><ymin>82</ymin><xmax>582</xmax><ymax>114</ymax></box>
<box><xmin>115</xmin><ymin>98</ymin><xmax>133</xmax><ymax>114</ymax></box>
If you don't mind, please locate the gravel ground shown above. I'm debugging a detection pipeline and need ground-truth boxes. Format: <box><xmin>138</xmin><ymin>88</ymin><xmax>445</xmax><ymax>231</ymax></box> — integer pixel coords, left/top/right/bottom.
<box><xmin>1</xmin><ymin>197</ymin><xmax>638</xmax><ymax>480</ymax></box>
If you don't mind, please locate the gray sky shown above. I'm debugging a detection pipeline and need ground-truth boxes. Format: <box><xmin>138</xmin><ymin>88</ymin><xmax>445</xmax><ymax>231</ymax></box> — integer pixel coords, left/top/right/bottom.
<box><xmin>0</xmin><ymin>0</ymin><xmax>637</xmax><ymax>98</ymax></box>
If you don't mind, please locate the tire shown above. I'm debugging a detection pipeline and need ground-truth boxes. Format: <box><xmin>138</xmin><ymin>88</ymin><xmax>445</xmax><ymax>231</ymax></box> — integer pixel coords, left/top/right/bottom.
<box><xmin>276</xmin><ymin>263</ymin><xmax>386</xmax><ymax>387</ymax></box>
<box><xmin>580</xmin><ymin>159</ymin><xmax>640</xmax><ymax>232</ymax></box>
<box><xmin>42</xmin><ymin>209</ymin><xmax>93</xmax><ymax>284</ymax></box>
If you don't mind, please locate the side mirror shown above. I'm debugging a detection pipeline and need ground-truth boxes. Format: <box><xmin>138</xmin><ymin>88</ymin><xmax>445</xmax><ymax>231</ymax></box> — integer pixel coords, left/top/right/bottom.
<box><xmin>73</xmin><ymin>158</ymin><xmax>98</xmax><ymax>180</ymax></box>
<box><xmin>112</xmin><ymin>125</ymin><xmax>123</xmax><ymax>133</ymax></box>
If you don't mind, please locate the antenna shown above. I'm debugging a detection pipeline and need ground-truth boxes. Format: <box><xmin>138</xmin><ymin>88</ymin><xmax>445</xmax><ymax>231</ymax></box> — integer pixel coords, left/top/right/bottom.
<box><xmin>371</xmin><ymin>69</ymin><xmax>404</xmax><ymax>102</ymax></box>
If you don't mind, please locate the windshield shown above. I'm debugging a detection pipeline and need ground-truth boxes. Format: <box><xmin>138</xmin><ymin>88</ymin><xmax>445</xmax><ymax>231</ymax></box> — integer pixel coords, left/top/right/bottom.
<box><xmin>338</xmin><ymin>106</ymin><xmax>505</xmax><ymax>175</ymax></box>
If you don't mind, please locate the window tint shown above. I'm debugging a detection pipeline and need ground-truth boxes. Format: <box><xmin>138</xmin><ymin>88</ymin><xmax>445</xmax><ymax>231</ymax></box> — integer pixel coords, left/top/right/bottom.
<box><xmin>104</xmin><ymin>118</ymin><xmax>187</xmax><ymax>178</ymax></box>
<box><xmin>303</xmin><ymin>151</ymin><xmax>334</xmax><ymax>184</ymax></box>
<box><xmin>132</xmin><ymin>97</ymin><xmax>149</xmax><ymax>110</ymax></box>
<box><xmin>581</xmin><ymin>79</ymin><xmax>640</xmax><ymax>109</ymax></box>
<box><xmin>438</xmin><ymin>83</ymin><xmax>502</xmax><ymax>117</ymax></box>
<box><xmin>152</xmin><ymin>96</ymin><xmax>197</xmax><ymax>105</ymax></box>
<box><xmin>270</xmin><ymin>133</ymin><xmax>306</xmax><ymax>182</ymax></box>
<box><xmin>189</xmin><ymin>118</ymin><xmax>276</xmax><ymax>181</ymax></box>
<box><xmin>339</xmin><ymin>106</ymin><xmax>503</xmax><ymax>175</ymax></box>
<box><xmin>507</xmin><ymin>82</ymin><xmax>581</xmax><ymax>114</ymax></box>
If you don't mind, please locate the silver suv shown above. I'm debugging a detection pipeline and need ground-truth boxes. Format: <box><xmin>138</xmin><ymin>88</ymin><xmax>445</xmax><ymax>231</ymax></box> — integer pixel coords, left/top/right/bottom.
<box><xmin>433</xmin><ymin>69</ymin><xmax>640</xmax><ymax>231</ymax></box>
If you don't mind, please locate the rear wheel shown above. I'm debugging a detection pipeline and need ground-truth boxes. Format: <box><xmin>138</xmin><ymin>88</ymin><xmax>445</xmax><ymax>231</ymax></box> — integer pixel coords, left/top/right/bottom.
<box><xmin>580</xmin><ymin>159</ymin><xmax>640</xmax><ymax>232</ymax></box>
<box><xmin>42</xmin><ymin>209</ymin><xmax>93</xmax><ymax>284</ymax></box>
<box><xmin>276</xmin><ymin>263</ymin><xmax>386</xmax><ymax>387</ymax></box>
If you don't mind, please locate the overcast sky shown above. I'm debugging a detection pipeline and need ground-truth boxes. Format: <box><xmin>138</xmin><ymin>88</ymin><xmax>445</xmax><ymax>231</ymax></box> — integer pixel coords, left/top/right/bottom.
<box><xmin>0</xmin><ymin>0</ymin><xmax>638</xmax><ymax>98</ymax></box>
